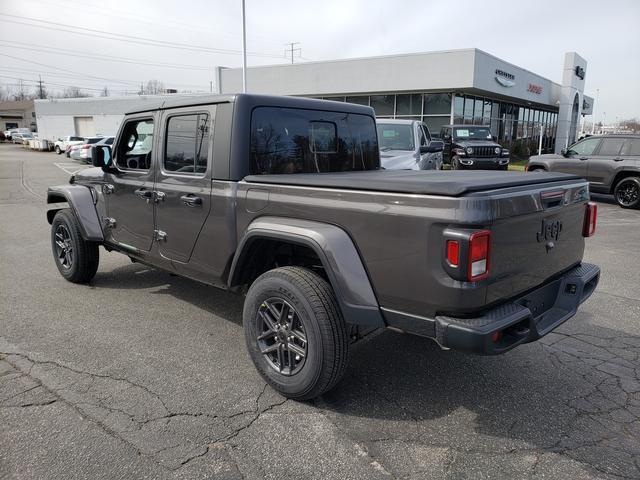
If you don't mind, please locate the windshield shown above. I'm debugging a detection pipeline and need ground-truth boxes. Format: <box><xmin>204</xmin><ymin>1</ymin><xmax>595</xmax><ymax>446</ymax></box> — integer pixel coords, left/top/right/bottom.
<box><xmin>377</xmin><ymin>124</ymin><xmax>414</xmax><ymax>151</ymax></box>
<box><xmin>453</xmin><ymin>127</ymin><xmax>492</xmax><ymax>141</ymax></box>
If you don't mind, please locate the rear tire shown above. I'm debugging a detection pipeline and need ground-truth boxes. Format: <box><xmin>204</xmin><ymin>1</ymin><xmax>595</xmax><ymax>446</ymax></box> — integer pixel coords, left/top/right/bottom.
<box><xmin>243</xmin><ymin>266</ymin><xmax>349</xmax><ymax>400</ymax></box>
<box><xmin>614</xmin><ymin>176</ymin><xmax>640</xmax><ymax>209</ymax></box>
<box><xmin>55</xmin><ymin>145</ymin><xmax>62</xmax><ymax>154</ymax></box>
<box><xmin>51</xmin><ymin>209</ymin><xmax>99</xmax><ymax>283</ymax></box>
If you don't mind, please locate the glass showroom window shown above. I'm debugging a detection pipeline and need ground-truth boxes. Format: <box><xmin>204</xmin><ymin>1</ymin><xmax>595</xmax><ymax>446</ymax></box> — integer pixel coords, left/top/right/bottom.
<box><xmin>396</xmin><ymin>94</ymin><xmax>422</xmax><ymax>116</ymax></box>
<box><xmin>345</xmin><ymin>96</ymin><xmax>369</xmax><ymax>106</ymax></box>
<box><xmin>423</xmin><ymin>93</ymin><xmax>451</xmax><ymax>115</ymax></box>
<box><xmin>370</xmin><ymin>95</ymin><xmax>395</xmax><ymax>116</ymax></box>
<box><xmin>453</xmin><ymin>95</ymin><xmax>464</xmax><ymax>124</ymax></box>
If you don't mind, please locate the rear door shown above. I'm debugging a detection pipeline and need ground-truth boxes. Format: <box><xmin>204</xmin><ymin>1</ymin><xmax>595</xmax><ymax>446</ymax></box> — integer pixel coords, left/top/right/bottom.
<box><xmin>587</xmin><ymin>137</ymin><xmax>626</xmax><ymax>191</ymax></box>
<box><xmin>552</xmin><ymin>137</ymin><xmax>601</xmax><ymax>178</ymax></box>
<box><xmin>153</xmin><ymin>107</ymin><xmax>214</xmax><ymax>263</ymax></box>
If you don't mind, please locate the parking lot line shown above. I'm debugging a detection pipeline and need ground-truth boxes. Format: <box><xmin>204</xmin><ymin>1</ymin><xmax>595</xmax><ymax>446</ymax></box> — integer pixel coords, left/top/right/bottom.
<box><xmin>54</xmin><ymin>162</ymin><xmax>86</xmax><ymax>175</ymax></box>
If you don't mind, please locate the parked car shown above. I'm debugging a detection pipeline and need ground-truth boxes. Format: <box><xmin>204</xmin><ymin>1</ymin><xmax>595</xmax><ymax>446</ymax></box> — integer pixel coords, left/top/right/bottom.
<box><xmin>12</xmin><ymin>132</ymin><xmax>34</xmax><ymax>144</ymax></box>
<box><xmin>71</xmin><ymin>136</ymin><xmax>114</xmax><ymax>163</ymax></box>
<box><xmin>54</xmin><ymin>136</ymin><xmax>85</xmax><ymax>155</ymax></box>
<box><xmin>376</xmin><ymin>119</ymin><xmax>444</xmax><ymax>170</ymax></box>
<box><xmin>440</xmin><ymin>125</ymin><xmax>510</xmax><ymax>170</ymax></box>
<box><xmin>527</xmin><ymin>134</ymin><xmax>640</xmax><ymax>209</ymax></box>
<box><xmin>46</xmin><ymin>94</ymin><xmax>599</xmax><ymax>400</ymax></box>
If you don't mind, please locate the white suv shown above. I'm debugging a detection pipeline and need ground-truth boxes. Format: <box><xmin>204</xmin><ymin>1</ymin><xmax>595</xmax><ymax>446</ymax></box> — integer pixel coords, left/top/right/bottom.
<box><xmin>54</xmin><ymin>136</ymin><xmax>85</xmax><ymax>155</ymax></box>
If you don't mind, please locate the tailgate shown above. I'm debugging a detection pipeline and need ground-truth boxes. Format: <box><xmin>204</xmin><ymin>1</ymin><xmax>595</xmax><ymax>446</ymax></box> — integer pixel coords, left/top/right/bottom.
<box><xmin>486</xmin><ymin>184</ymin><xmax>590</xmax><ymax>305</ymax></box>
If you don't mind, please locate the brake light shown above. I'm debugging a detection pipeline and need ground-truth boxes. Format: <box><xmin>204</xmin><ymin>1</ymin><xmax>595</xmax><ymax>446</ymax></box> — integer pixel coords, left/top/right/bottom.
<box><xmin>82</xmin><ymin>145</ymin><xmax>91</xmax><ymax>150</ymax></box>
<box><xmin>446</xmin><ymin>240</ymin><xmax>459</xmax><ymax>266</ymax></box>
<box><xmin>583</xmin><ymin>202</ymin><xmax>597</xmax><ymax>237</ymax></box>
<box><xmin>468</xmin><ymin>231</ymin><xmax>491</xmax><ymax>281</ymax></box>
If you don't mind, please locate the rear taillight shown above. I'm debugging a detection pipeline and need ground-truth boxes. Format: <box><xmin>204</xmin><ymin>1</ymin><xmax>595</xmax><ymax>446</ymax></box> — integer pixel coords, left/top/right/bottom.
<box><xmin>82</xmin><ymin>145</ymin><xmax>91</xmax><ymax>150</ymax></box>
<box><xmin>583</xmin><ymin>202</ymin><xmax>597</xmax><ymax>237</ymax></box>
<box><xmin>446</xmin><ymin>240</ymin><xmax>459</xmax><ymax>266</ymax></box>
<box><xmin>468</xmin><ymin>231</ymin><xmax>491</xmax><ymax>281</ymax></box>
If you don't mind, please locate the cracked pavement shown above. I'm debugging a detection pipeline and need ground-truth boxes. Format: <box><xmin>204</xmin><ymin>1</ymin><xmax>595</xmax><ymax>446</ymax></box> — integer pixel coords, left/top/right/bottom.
<box><xmin>1</xmin><ymin>143</ymin><xmax>639</xmax><ymax>479</ymax></box>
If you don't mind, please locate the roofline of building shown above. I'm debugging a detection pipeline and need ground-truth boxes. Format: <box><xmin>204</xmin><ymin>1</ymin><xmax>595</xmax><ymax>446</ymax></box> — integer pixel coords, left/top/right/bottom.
<box><xmin>218</xmin><ymin>47</ymin><xmax>562</xmax><ymax>88</ymax></box>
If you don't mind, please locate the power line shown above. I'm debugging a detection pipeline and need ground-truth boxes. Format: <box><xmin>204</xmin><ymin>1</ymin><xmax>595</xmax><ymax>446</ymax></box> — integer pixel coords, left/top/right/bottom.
<box><xmin>0</xmin><ymin>13</ymin><xmax>286</xmax><ymax>58</ymax></box>
<box><xmin>0</xmin><ymin>40</ymin><xmax>212</xmax><ymax>71</ymax></box>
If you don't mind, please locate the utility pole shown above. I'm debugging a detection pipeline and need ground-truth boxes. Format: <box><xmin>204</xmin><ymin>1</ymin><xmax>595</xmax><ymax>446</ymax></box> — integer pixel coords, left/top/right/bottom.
<box><xmin>285</xmin><ymin>42</ymin><xmax>301</xmax><ymax>64</ymax></box>
<box><xmin>241</xmin><ymin>0</ymin><xmax>247</xmax><ymax>93</ymax></box>
<box><xmin>37</xmin><ymin>75</ymin><xmax>45</xmax><ymax>99</ymax></box>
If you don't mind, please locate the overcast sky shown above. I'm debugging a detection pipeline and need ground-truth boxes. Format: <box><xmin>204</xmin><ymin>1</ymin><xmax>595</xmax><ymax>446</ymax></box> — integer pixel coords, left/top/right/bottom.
<box><xmin>0</xmin><ymin>0</ymin><xmax>638</xmax><ymax>121</ymax></box>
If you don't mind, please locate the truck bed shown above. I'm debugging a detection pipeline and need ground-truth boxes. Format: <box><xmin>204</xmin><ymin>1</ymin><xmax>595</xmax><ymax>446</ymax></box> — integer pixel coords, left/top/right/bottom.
<box><xmin>244</xmin><ymin>170</ymin><xmax>581</xmax><ymax>197</ymax></box>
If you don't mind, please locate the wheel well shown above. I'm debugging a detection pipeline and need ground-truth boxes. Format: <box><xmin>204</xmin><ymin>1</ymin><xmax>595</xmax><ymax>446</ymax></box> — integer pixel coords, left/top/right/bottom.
<box><xmin>230</xmin><ymin>238</ymin><xmax>327</xmax><ymax>291</ymax></box>
<box><xmin>610</xmin><ymin>171</ymin><xmax>639</xmax><ymax>194</ymax></box>
<box><xmin>46</xmin><ymin>193</ymin><xmax>69</xmax><ymax>224</ymax></box>
<box><xmin>528</xmin><ymin>165</ymin><xmax>546</xmax><ymax>171</ymax></box>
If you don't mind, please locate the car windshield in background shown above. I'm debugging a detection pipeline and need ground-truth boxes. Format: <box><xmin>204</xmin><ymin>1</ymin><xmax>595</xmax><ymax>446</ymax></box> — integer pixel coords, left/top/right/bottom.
<box><xmin>250</xmin><ymin>107</ymin><xmax>379</xmax><ymax>174</ymax></box>
<box><xmin>86</xmin><ymin>137</ymin><xmax>103</xmax><ymax>144</ymax></box>
<box><xmin>454</xmin><ymin>127</ymin><xmax>492</xmax><ymax>141</ymax></box>
<box><xmin>376</xmin><ymin>124</ymin><xmax>414</xmax><ymax>151</ymax></box>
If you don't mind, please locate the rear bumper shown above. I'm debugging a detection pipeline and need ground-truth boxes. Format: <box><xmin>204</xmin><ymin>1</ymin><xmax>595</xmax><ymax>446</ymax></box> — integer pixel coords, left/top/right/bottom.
<box><xmin>384</xmin><ymin>262</ymin><xmax>600</xmax><ymax>355</ymax></box>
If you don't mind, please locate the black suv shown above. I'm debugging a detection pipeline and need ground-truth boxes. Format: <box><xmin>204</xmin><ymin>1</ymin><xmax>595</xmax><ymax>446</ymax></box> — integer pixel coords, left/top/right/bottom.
<box><xmin>527</xmin><ymin>135</ymin><xmax>640</xmax><ymax>209</ymax></box>
<box><xmin>440</xmin><ymin>125</ymin><xmax>510</xmax><ymax>170</ymax></box>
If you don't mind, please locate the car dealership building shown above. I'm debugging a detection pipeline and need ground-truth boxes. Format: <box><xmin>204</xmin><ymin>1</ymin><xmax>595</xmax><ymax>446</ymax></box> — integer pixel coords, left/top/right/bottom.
<box><xmin>35</xmin><ymin>49</ymin><xmax>592</xmax><ymax>154</ymax></box>
<box><xmin>216</xmin><ymin>49</ymin><xmax>592</xmax><ymax>154</ymax></box>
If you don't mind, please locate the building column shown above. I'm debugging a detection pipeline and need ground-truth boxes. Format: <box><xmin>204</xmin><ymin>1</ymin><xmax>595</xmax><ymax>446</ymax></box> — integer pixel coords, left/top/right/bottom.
<box><xmin>555</xmin><ymin>52</ymin><xmax>587</xmax><ymax>153</ymax></box>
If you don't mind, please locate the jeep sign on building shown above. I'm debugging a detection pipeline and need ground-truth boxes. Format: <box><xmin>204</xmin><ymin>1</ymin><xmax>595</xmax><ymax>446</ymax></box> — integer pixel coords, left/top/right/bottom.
<box><xmin>217</xmin><ymin>49</ymin><xmax>592</xmax><ymax>154</ymax></box>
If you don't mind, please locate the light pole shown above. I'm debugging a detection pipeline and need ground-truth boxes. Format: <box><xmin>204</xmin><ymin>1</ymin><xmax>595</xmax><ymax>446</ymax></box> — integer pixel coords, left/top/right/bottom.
<box><xmin>591</xmin><ymin>88</ymin><xmax>599</xmax><ymax>135</ymax></box>
<box><xmin>241</xmin><ymin>0</ymin><xmax>247</xmax><ymax>93</ymax></box>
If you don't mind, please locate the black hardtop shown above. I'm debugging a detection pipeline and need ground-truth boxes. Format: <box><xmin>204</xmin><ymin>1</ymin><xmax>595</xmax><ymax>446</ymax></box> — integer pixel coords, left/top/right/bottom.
<box><xmin>125</xmin><ymin>93</ymin><xmax>375</xmax><ymax>116</ymax></box>
<box><xmin>244</xmin><ymin>169</ymin><xmax>583</xmax><ymax>197</ymax></box>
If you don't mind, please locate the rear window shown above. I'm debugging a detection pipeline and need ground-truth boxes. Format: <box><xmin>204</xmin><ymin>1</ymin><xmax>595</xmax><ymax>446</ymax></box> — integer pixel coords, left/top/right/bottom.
<box><xmin>250</xmin><ymin>107</ymin><xmax>379</xmax><ymax>175</ymax></box>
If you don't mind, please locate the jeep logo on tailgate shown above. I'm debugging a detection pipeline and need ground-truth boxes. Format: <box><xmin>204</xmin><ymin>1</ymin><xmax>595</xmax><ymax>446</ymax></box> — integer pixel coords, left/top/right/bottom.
<box><xmin>537</xmin><ymin>218</ymin><xmax>563</xmax><ymax>242</ymax></box>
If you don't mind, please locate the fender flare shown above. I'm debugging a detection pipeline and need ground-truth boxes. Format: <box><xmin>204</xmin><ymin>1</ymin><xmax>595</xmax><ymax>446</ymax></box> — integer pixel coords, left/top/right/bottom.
<box><xmin>229</xmin><ymin>217</ymin><xmax>384</xmax><ymax>328</ymax></box>
<box><xmin>47</xmin><ymin>185</ymin><xmax>104</xmax><ymax>242</ymax></box>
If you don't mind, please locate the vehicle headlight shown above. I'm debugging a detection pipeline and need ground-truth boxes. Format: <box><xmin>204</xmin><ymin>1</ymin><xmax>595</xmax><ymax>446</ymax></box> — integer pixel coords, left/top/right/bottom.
<box><xmin>501</xmin><ymin>149</ymin><xmax>510</xmax><ymax>157</ymax></box>
<box><xmin>494</xmin><ymin>147</ymin><xmax>501</xmax><ymax>155</ymax></box>
<box><xmin>465</xmin><ymin>147</ymin><xmax>473</xmax><ymax>155</ymax></box>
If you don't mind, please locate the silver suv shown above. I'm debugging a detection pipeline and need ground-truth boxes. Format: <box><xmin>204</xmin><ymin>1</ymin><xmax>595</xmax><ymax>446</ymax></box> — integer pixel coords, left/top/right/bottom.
<box><xmin>527</xmin><ymin>135</ymin><xmax>640</xmax><ymax>209</ymax></box>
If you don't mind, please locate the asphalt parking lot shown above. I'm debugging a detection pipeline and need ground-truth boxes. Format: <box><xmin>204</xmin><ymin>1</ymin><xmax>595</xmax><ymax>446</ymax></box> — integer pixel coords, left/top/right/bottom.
<box><xmin>1</xmin><ymin>143</ymin><xmax>639</xmax><ymax>480</ymax></box>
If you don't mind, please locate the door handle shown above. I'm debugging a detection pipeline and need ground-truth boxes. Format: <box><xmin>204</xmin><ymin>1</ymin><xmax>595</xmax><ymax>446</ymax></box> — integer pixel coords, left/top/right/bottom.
<box><xmin>613</xmin><ymin>157</ymin><xmax>623</xmax><ymax>162</ymax></box>
<box><xmin>134</xmin><ymin>188</ymin><xmax>153</xmax><ymax>202</ymax></box>
<box><xmin>579</xmin><ymin>156</ymin><xmax>589</xmax><ymax>161</ymax></box>
<box><xmin>180</xmin><ymin>194</ymin><xmax>202</xmax><ymax>207</ymax></box>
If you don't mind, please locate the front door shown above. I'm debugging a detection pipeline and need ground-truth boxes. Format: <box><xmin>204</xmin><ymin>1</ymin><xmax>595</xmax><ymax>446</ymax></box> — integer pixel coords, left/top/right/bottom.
<box><xmin>553</xmin><ymin>136</ymin><xmax>601</xmax><ymax>179</ymax></box>
<box><xmin>153</xmin><ymin>108</ymin><xmax>214</xmax><ymax>263</ymax></box>
<box><xmin>104</xmin><ymin>116</ymin><xmax>156</xmax><ymax>252</ymax></box>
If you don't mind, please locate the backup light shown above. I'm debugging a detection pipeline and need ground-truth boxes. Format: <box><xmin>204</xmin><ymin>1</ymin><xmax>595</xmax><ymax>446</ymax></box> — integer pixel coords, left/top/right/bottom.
<box><xmin>468</xmin><ymin>231</ymin><xmax>491</xmax><ymax>281</ymax></box>
<box><xmin>583</xmin><ymin>202</ymin><xmax>597</xmax><ymax>237</ymax></box>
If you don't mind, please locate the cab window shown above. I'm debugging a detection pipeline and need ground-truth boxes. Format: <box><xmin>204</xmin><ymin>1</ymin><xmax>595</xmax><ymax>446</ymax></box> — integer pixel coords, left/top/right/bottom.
<box><xmin>116</xmin><ymin>119</ymin><xmax>154</xmax><ymax>170</ymax></box>
<box><xmin>567</xmin><ymin>137</ymin><xmax>600</xmax><ymax>157</ymax></box>
<box><xmin>164</xmin><ymin>113</ymin><xmax>209</xmax><ymax>174</ymax></box>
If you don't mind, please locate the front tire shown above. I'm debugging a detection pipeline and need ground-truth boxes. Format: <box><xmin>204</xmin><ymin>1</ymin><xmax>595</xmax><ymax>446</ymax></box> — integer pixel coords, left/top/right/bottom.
<box><xmin>51</xmin><ymin>209</ymin><xmax>99</xmax><ymax>283</ymax></box>
<box><xmin>55</xmin><ymin>145</ymin><xmax>62</xmax><ymax>154</ymax></box>
<box><xmin>243</xmin><ymin>266</ymin><xmax>349</xmax><ymax>400</ymax></box>
<box><xmin>614</xmin><ymin>176</ymin><xmax>640</xmax><ymax>209</ymax></box>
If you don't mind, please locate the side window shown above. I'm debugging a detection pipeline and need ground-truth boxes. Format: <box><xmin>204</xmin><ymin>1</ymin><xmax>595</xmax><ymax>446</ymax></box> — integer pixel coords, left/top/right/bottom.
<box><xmin>116</xmin><ymin>119</ymin><xmax>154</xmax><ymax>170</ymax></box>
<box><xmin>567</xmin><ymin>137</ymin><xmax>600</xmax><ymax>157</ymax></box>
<box><xmin>164</xmin><ymin>113</ymin><xmax>209</xmax><ymax>174</ymax></box>
<box><xmin>421</xmin><ymin>124</ymin><xmax>431</xmax><ymax>143</ymax></box>
<box><xmin>620</xmin><ymin>139</ymin><xmax>640</xmax><ymax>156</ymax></box>
<box><xmin>598</xmin><ymin>137</ymin><xmax>625</xmax><ymax>156</ymax></box>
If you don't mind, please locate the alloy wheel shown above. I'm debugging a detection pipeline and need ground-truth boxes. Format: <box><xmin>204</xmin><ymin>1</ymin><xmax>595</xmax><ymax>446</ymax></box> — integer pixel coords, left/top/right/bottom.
<box><xmin>256</xmin><ymin>298</ymin><xmax>307</xmax><ymax>375</ymax></box>
<box><xmin>616</xmin><ymin>180</ymin><xmax>639</xmax><ymax>207</ymax></box>
<box><xmin>54</xmin><ymin>224</ymin><xmax>73</xmax><ymax>269</ymax></box>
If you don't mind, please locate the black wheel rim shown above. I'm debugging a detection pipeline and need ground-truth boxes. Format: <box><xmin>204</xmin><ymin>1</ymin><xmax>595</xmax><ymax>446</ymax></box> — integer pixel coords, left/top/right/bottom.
<box><xmin>616</xmin><ymin>181</ymin><xmax>639</xmax><ymax>207</ymax></box>
<box><xmin>256</xmin><ymin>298</ymin><xmax>307</xmax><ymax>376</ymax></box>
<box><xmin>54</xmin><ymin>224</ymin><xmax>73</xmax><ymax>269</ymax></box>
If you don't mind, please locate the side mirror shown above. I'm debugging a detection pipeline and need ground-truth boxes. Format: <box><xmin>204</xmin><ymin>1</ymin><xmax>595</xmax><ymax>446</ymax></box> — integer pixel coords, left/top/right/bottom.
<box><xmin>92</xmin><ymin>145</ymin><xmax>113</xmax><ymax>171</ymax></box>
<box><xmin>420</xmin><ymin>140</ymin><xmax>444</xmax><ymax>154</ymax></box>
<box><xmin>560</xmin><ymin>148</ymin><xmax>568</xmax><ymax>157</ymax></box>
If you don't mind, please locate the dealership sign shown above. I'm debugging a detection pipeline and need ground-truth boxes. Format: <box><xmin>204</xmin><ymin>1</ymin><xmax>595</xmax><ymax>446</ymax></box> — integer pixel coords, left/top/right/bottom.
<box><xmin>527</xmin><ymin>83</ymin><xmax>543</xmax><ymax>95</ymax></box>
<box><xmin>494</xmin><ymin>68</ymin><xmax>515</xmax><ymax>87</ymax></box>
<box><xmin>575</xmin><ymin>66</ymin><xmax>586</xmax><ymax>80</ymax></box>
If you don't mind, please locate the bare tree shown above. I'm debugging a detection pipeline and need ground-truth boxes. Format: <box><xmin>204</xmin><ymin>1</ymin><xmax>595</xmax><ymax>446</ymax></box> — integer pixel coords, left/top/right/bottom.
<box><xmin>62</xmin><ymin>86</ymin><xmax>91</xmax><ymax>98</ymax></box>
<box><xmin>619</xmin><ymin>118</ymin><xmax>640</xmax><ymax>133</ymax></box>
<box><xmin>100</xmin><ymin>85</ymin><xmax>110</xmax><ymax>97</ymax></box>
<box><xmin>142</xmin><ymin>80</ymin><xmax>165</xmax><ymax>95</ymax></box>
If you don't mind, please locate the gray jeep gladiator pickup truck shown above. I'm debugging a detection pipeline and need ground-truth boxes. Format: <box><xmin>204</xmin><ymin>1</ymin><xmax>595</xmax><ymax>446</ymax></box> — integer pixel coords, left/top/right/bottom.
<box><xmin>47</xmin><ymin>94</ymin><xmax>600</xmax><ymax>400</ymax></box>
